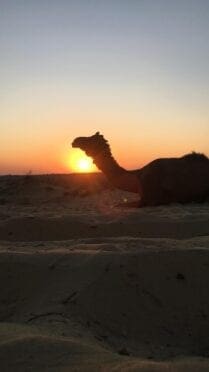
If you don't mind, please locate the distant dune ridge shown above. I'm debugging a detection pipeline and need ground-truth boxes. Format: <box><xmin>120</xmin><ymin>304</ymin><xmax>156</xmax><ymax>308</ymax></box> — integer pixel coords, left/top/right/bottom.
<box><xmin>0</xmin><ymin>174</ymin><xmax>209</xmax><ymax>371</ymax></box>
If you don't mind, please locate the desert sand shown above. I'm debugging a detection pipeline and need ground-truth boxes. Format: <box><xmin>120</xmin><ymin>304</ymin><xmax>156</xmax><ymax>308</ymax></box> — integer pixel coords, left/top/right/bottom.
<box><xmin>0</xmin><ymin>173</ymin><xmax>209</xmax><ymax>371</ymax></box>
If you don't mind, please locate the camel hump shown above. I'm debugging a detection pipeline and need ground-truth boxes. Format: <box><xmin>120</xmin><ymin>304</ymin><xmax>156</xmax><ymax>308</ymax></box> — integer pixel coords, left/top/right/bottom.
<box><xmin>181</xmin><ymin>152</ymin><xmax>209</xmax><ymax>162</ymax></box>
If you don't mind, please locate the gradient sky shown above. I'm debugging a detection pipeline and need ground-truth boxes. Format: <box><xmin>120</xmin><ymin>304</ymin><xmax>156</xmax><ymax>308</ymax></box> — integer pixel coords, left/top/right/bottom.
<box><xmin>1</xmin><ymin>0</ymin><xmax>209</xmax><ymax>174</ymax></box>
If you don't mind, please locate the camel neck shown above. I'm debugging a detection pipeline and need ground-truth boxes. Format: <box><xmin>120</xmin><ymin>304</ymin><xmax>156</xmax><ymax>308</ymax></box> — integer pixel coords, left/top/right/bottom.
<box><xmin>92</xmin><ymin>149</ymin><xmax>141</xmax><ymax>193</ymax></box>
<box><xmin>93</xmin><ymin>150</ymin><xmax>127</xmax><ymax>178</ymax></box>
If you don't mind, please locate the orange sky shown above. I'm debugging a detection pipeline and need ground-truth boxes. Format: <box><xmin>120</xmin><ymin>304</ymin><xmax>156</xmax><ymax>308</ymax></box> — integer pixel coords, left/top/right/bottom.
<box><xmin>1</xmin><ymin>99</ymin><xmax>209</xmax><ymax>174</ymax></box>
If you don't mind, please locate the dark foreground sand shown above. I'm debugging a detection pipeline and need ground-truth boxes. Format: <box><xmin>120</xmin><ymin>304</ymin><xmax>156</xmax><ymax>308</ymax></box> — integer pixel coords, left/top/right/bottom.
<box><xmin>0</xmin><ymin>173</ymin><xmax>209</xmax><ymax>371</ymax></box>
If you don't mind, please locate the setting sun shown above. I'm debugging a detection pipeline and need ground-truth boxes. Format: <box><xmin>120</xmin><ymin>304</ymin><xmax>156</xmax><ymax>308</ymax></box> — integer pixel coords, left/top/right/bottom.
<box><xmin>68</xmin><ymin>149</ymin><xmax>97</xmax><ymax>173</ymax></box>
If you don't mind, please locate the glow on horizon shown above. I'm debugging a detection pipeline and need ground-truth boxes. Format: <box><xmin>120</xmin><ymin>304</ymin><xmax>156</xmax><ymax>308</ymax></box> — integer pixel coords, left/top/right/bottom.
<box><xmin>68</xmin><ymin>149</ymin><xmax>97</xmax><ymax>173</ymax></box>
<box><xmin>0</xmin><ymin>1</ymin><xmax>209</xmax><ymax>174</ymax></box>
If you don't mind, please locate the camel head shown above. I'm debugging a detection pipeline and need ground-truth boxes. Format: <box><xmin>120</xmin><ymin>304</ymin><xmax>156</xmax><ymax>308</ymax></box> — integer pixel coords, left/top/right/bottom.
<box><xmin>72</xmin><ymin>132</ymin><xmax>109</xmax><ymax>157</ymax></box>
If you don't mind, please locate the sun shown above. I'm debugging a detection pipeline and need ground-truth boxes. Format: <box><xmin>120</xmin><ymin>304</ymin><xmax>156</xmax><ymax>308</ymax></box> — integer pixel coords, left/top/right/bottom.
<box><xmin>77</xmin><ymin>157</ymin><xmax>93</xmax><ymax>172</ymax></box>
<box><xmin>68</xmin><ymin>149</ymin><xmax>97</xmax><ymax>173</ymax></box>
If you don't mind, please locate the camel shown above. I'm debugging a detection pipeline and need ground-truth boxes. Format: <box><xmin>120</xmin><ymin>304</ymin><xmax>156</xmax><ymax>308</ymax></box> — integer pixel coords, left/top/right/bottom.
<box><xmin>72</xmin><ymin>132</ymin><xmax>209</xmax><ymax>207</ymax></box>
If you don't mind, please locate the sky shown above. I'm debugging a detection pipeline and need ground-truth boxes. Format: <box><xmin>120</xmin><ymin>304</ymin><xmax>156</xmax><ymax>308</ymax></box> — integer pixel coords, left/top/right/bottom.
<box><xmin>0</xmin><ymin>0</ymin><xmax>209</xmax><ymax>174</ymax></box>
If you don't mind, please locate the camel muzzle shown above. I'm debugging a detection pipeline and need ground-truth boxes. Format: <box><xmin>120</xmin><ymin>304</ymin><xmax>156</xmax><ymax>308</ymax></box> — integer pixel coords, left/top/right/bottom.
<box><xmin>72</xmin><ymin>139</ymin><xmax>79</xmax><ymax>148</ymax></box>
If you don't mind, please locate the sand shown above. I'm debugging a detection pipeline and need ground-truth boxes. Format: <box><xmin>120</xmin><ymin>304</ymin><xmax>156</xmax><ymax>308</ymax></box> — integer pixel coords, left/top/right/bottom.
<box><xmin>0</xmin><ymin>173</ymin><xmax>209</xmax><ymax>371</ymax></box>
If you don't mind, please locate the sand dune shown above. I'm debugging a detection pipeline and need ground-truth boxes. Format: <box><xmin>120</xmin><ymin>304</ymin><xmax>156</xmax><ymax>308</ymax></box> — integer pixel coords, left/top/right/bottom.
<box><xmin>0</xmin><ymin>174</ymin><xmax>209</xmax><ymax>371</ymax></box>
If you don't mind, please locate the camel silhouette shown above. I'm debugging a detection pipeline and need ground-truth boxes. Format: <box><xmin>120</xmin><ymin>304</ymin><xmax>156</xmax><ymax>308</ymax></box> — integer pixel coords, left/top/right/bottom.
<box><xmin>72</xmin><ymin>132</ymin><xmax>209</xmax><ymax>207</ymax></box>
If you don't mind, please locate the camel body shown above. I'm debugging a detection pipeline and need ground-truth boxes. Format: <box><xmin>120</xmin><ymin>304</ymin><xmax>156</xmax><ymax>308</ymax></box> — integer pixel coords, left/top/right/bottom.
<box><xmin>72</xmin><ymin>132</ymin><xmax>209</xmax><ymax>206</ymax></box>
